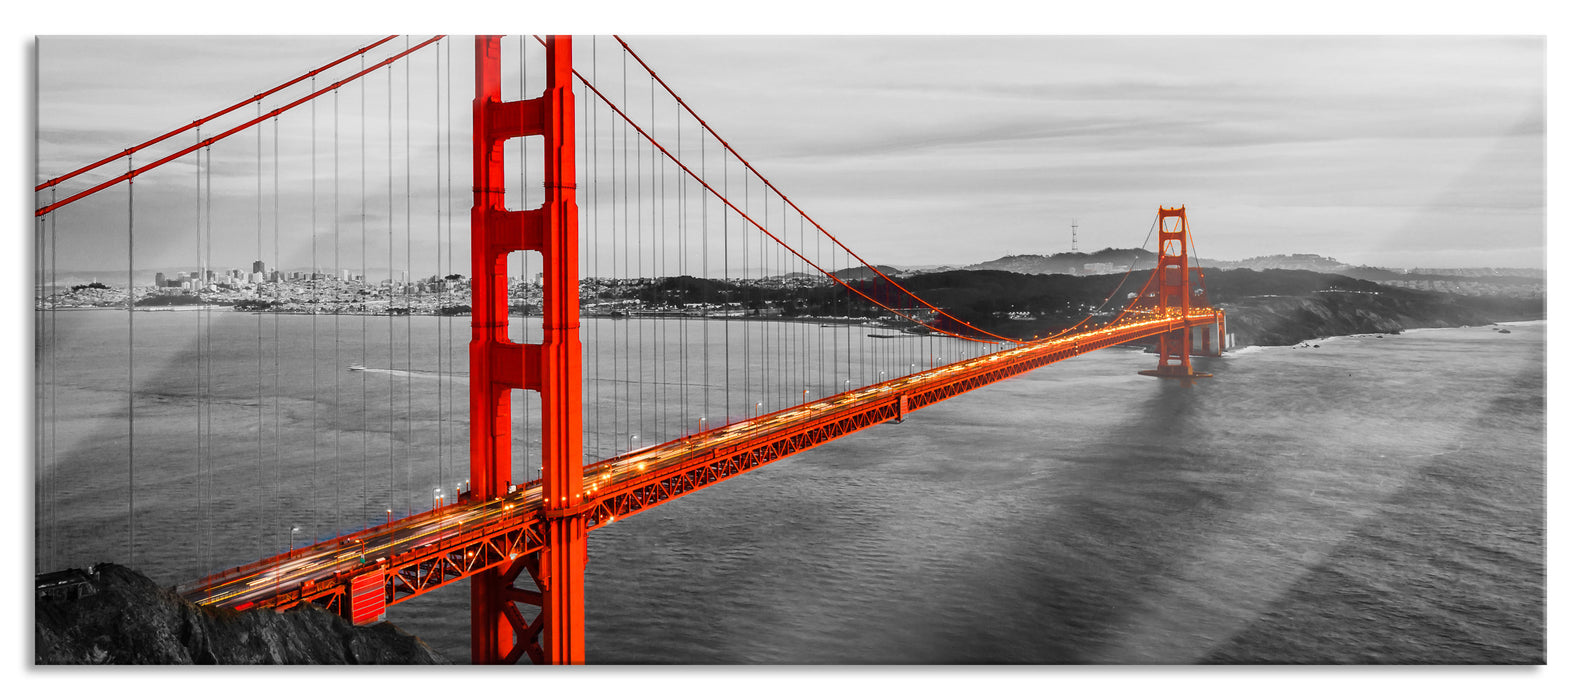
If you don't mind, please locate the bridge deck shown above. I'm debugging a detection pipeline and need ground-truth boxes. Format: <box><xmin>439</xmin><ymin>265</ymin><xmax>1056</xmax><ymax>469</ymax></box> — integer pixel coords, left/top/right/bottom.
<box><xmin>181</xmin><ymin>309</ymin><xmax>1220</xmax><ymax>613</ymax></box>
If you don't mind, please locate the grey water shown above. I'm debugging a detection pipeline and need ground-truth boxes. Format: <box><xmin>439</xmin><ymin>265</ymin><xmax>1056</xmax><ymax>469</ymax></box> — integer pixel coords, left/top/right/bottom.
<box><xmin>33</xmin><ymin>311</ymin><xmax>1544</xmax><ymax>663</ymax></box>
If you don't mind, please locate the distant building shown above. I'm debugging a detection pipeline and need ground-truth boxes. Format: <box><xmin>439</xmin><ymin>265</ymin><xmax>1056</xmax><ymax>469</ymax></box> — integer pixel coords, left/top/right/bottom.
<box><xmin>154</xmin><ymin>272</ymin><xmax>166</xmax><ymax>287</ymax></box>
<box><xmin>252</xmin><ymin>260</ymin><xmax>266</xmax><ymax>274</ymax></box>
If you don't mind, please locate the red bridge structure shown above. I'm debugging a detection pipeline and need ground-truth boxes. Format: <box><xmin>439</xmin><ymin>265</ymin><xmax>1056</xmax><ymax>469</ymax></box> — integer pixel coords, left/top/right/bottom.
<box><xmin>34</xmin><ymin>35</ymin><xmax>1225</xmax><ymax>664</ymax></box>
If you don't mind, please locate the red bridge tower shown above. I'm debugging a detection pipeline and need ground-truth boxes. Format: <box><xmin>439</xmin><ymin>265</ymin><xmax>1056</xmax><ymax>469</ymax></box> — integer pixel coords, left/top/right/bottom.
<box><xmin>469</xmin><ymin>34</ymin><xmax>584</xmax><ymax>665</ymax></box>
<box><xmin>1140</xmin><ymin>206</ymin><xmax>1211</xmax><ymax>378</ymax></box>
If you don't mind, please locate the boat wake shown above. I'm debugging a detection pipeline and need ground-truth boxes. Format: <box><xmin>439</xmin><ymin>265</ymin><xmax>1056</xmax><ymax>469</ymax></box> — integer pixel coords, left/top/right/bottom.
<box><xmin>347</xmin><ymin>365</ymin><xmax>459</xmax><ymax>381</ymax></box>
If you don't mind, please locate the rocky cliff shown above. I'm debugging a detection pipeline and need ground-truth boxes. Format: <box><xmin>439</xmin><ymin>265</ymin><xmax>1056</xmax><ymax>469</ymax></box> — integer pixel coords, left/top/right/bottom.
<box><xmin>35</xmin><ymin>564</ymin><xmax>449</xmax><ymax>664</ymax></box>
<box><xmin>1205</xmin><ymin>269</ymin><xmax>1543</xmax><ymax>347</ymax></box>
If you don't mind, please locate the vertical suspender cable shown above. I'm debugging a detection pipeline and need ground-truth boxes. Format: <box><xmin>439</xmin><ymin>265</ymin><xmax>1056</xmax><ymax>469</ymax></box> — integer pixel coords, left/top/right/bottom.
<box><xmin>387</xmin><ymin>62</ymin><xmax>396</xmax><ymax>516</ymax></box>
<box><xmin>405</xmin><ymin>36</ymin><xmax>414</xmax><ymax>514</ymax></box>
<box><xmin>193</xmin><ymin>128</ymin><xmax>202</xmax><ymax>568</ymax></box>
<box><xmin>334</xmin><ymin>86</ymin><xmax>342</xmax><ymax>537</ymax></box>
<box><xmin>126</xmin><ymin>161</ymin><xmax>135</xmax><ymax>567</ymax></box>
<box><xmin>761</xmin><ymin>181</ymin><xmax>767</xmax><ymax>412</ymax></box>
<box><xmin>50</xmin><ymin>191</ymin><xmax>59</xmax><ymax>569</ymax></box>
<box><xmin>582</xmin><ymin>64</ymin><xmax>594</xmax><ymax>468</ymax></box>
<box><xmin>678</xmin><ymin>101</ymin><xmax>686</xmax><ymax>438</ymax></box>
<box><xmin>273</xmin><ymin>117</ymin><xmax>282</xmax><ymax>553</ymax></box>
<box><xmin>634</xmin><ymin>53</ymin><xmax>644</xmax><ymax>449</ymax></box>
<box><xmin>591</xmin><ymin>40</ymin><xmax>601</xmax><ymax>462</ymax></box>
<box><xmin>446</xmin><ymin>39</ymin><xmax>458</xmax><ymax>490</ymax></box>
<box><xmin>255</xmin><ymin>104</ymin><xmax>265</xmax><ymax>560</ymax></box>
<box><xmin>34</xmin><ymin>206</ymin><xmax>44</xmax><ymax>571</ymax></box>
<box><xmin>310</xmin><ymin>76</ymin><xmax>320</xmax><ymax>543</ymax></box>
<box><xmin>701</xmin><ymin>122</ymin><xmax>708</xmax><ymax>429</ymax></box>
<box><xmin>742</xmin><ymin>163</ymin><xmax>749</xmax><ymax>417</ymax></box>
<box><xmin>622</xmin><ymin>52</ymin><xmax>631</xmax><ymax>453</ymax></box>
<box><xmin>606</xmin><ymin>37</ymin><xmax>620</xmax><ymax>459</ymax></box>
<box><xmin>654</xmin><ymin>74</ymin><xmax>663</xmax><ymax>444</ymax></box>
<box><xmin>435</xmin><ymin>39</ymin><xmax>444</xmax><ymax>495</ymax></box>
<box><xmin>721</xmin><ymin>127</ymin><xmax>728</xmax><ymax>425</ymax></box>
<box><xmin>205</xmin><ymin>144</ymin><xmax>214</xmax><ymax>567</ymax></box>
<box><xmin>779</xmin><ymin>198</ymin><xmax>786</xmax><ymax>409</ymax></box>
<box><xmin>253</xmin><ymin>103</ymin><xmax>262</xmax><ymax>560</ymax></box>
<box><xmin>361</xmin><ymin>55</ymin><xmax>369</xmax><ymax>525</ymax></box>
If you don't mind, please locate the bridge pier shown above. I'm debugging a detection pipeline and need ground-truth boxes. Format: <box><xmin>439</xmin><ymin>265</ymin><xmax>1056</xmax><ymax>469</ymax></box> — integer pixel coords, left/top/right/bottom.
<box><xmin>1188</xmin><ymin>311</ymin><xmax>1225</xmax><ymax>357</ymax></box>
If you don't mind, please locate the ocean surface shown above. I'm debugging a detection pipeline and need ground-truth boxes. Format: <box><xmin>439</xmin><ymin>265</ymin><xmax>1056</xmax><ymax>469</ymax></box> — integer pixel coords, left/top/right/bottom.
<box><xmin>34</xmin><ymin>311</ymin><xmax>1545</xmax><ymax>664</ymax></box>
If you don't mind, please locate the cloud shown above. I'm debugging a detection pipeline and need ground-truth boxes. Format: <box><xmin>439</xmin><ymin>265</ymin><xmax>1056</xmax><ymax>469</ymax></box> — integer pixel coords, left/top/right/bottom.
<box><xmin>36</xmin><ymin>35</ymin><xmax>1546</xmax><ymax>274</ymax></box>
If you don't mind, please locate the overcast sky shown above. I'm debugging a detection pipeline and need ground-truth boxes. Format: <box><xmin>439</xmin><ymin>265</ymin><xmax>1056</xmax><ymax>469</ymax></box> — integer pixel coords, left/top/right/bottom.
<box><xmin>35</xmin><ymin>33</ymin><xmax>1545</xmax><ymax>277</ymax></box>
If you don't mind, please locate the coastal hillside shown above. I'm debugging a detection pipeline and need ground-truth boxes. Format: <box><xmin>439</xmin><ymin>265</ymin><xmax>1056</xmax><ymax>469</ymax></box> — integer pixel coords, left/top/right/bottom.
<box><xmin>1205</xmin><ymin>268</ymin><xmax>1543</xmax><ymax>346</ymax></box>
<box><xmin>36</xmin><ymin>564</ymin><xmax>448</xmax><ymax>664</ymax></box>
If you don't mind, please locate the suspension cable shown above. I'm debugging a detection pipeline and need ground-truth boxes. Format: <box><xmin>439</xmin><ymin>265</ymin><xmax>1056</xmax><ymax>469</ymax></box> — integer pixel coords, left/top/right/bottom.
<box><xmin>36</xmin><ymin>36</ymin><xmax>444</xmax><ymax>219</ymax></box>
<box><xmin>37</xmin><ymin>36</ymin><xmax>400</xmax><ymax>192</ymax></box>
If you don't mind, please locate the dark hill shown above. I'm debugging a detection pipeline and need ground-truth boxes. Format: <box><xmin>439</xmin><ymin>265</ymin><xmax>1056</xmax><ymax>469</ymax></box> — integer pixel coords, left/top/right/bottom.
<box><xmin>35</xmin><ymin>563</ymin><xmax>449</xmax><ymax>664</ymax></box>
<box><xmin>965</xmin><ymin>247</ymin><xmax>1153</xmax><ymax>275</ymax></box>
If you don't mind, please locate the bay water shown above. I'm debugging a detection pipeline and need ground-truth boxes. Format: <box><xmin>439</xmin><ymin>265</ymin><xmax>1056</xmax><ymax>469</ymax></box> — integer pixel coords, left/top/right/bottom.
<box><xmin>33</xmin><ymin>310</ymin><xmax>1544</xmax><ymax>663</ymax></box>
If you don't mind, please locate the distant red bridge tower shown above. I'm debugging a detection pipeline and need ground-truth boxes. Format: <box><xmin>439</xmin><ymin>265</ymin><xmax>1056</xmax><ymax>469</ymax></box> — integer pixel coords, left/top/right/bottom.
<box><xmin>1140</xmin><ymin>206</ymin><xmax>1214</xmax><ymax>378</ymax></box>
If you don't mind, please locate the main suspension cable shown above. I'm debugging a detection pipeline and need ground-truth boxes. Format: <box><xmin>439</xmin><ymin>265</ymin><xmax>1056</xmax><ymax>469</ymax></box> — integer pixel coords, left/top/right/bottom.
<box><xmin>37</xmin><ymin>36</ymin><xmax>400</xmax><ymax>192</ymax></box>
<box><xmin>36</xmin><ymin>36</ymin><xmax>444</xmax><ymax>219</ymax></box>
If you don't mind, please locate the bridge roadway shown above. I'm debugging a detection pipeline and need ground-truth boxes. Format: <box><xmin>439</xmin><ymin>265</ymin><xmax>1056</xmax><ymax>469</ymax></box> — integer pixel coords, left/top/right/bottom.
<box><xmin>181</xmin><ymin>308</ymin><xmax>1221</xmax><ymax>615</ymax></box>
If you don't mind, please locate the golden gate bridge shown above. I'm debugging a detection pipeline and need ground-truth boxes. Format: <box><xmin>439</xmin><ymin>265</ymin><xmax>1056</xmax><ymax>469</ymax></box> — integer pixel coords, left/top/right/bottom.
<box><xmin>34</xmin><ymin>35</ymin><xmax>1225</xmax><ymax>664</ymax></box>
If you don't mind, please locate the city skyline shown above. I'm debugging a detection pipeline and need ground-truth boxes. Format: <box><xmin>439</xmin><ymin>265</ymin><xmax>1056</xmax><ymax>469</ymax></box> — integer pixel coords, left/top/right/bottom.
<box><xmin>35</xmin><ymin>35</ymin><xmax>1546</xmax><ymax>278</ymax></box>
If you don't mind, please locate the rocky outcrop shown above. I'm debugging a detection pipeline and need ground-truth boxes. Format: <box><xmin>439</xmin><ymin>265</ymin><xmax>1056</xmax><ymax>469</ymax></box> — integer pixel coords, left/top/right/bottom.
<box><xmin>35</xmin><ymin>564</ymin><xmax>449</xmax><ymax>664</ymax></box>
